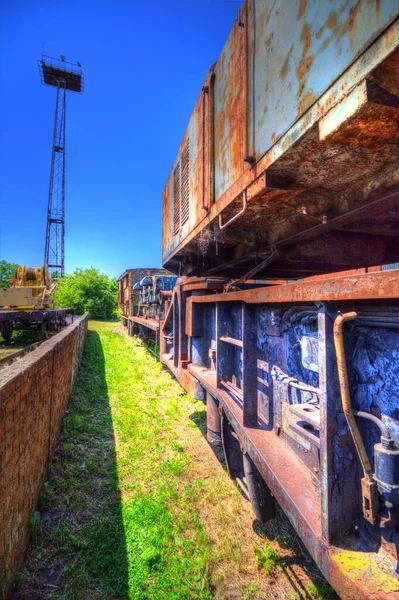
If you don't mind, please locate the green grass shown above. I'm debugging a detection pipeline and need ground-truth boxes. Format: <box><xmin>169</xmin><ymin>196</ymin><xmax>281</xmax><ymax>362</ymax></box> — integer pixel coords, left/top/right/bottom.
<box><xmin>0</xmin><ymin>328</ymin><xmax>42</xmax><ymax>359</ymax></box>
<box><xmin>0</xmin><ymin>328</ymin><xmax>41</xmax><ymax>345</ymax></box>
<box><xmin>14</xmin><ymin>320</ymin><xmax>214</xmax><ymax>600</ymax></box>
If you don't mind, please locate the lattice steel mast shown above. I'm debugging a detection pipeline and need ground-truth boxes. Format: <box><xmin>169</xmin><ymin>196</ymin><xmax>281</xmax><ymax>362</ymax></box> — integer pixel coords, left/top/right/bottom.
<box><xmin>38</xmin><ymin>56</ymin><xmax>83</xmax><ymax>277</ymax></box>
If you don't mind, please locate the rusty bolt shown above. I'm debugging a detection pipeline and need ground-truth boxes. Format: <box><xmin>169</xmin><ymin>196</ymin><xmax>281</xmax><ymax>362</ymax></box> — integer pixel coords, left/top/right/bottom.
<box><xmin>244</xmin><ymin>154</ymin><xmax>256</xmax><ymax>165</ymax></box>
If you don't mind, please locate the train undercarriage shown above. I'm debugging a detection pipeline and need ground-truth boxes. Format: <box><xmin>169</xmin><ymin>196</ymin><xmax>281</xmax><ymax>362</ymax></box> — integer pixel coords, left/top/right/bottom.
<box><xmin>142</xmin><ymin>269</ymin><xmax>399</xmax><ymax>600</ymax></box>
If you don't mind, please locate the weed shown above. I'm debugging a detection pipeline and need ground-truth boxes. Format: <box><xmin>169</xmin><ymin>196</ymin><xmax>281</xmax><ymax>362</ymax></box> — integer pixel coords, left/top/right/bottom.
<box><xmin>255</xmin><ymin>542</ymin><xmax>282</xmax><ymax>576</ymax></box>
<box><xmin>162</xmin><ymin>455</ymin><xmax>189</xmax><ymax>475</ymax></box>
<box><xmin>241</xmin><ymin>582</ymin><xmax>260</xmax><ymax>600</ymax></box>
<box><xmin>72</xmin><ymin>414</ymin><xmax>82</xmax><ymax>428</ymax></box>
<box><xmin>171</xmin><ymin>441</ymin><xmax>185</xmax><ymax>453</ymax></box>
<box><xmin>55</xmin><ymin>521</ymin><xmax>69</xmax><ymax>546</ymax></box>
<box><xmin>148</xmin><ymin>341</ymin><xmax>160</xmax><ymax>358</ymax></box>
<box><xmin>38</xmin><ymin>482</ymin><xmax>52</xmax><ymax>508</ymax></box>
<box><xmin>14</xmin><ymin>569</ymin><xmax>30</xmax><ymax>585</ymax></box>
<box><xmin>306</xmin><ymin>581</ymin><xmax>337</xmax><ymax>599</ymax></box>
<box><xmin>29</xmin><ymin>511</ymin><xmax>41</xmax><ymax>546</ymax></box>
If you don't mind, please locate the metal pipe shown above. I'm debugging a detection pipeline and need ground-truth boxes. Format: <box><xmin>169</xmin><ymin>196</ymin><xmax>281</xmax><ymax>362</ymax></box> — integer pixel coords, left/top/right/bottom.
<box><xmin>290</xmin><ymin>310</ymin><xmax>317</xmax><ymax>323</ymax></box>
<box><xmin>201</xmin><ymin>85</ymin><xmax>208</xmax><ymax>211</ymax></box>
<box><xmin>355</xmin><ymin>318</ymin><xmax>399</xmax><ymax>329</ymax></box>
<box><xmin>226</xmin><ymin>248</ymin><xmax>280</xmax><ymax>291</ymax></box>
<box><xmin>243</xmin><ymin>0</ymin><xmax>253</xmax><ymax>164</ymax></box>
<box><xmin>235</xmin><ymin>477</ymin><xmax>250</xmax><ymax>500</ymax></box>
<box><xmin>160</xmin><ymin>290</ymin><xmax>172</xmax><ymax>299</ymax></box>
<box><xmin>333</xmin><ymin>312</ymin><xmax>374</xmax><ymax>480</ymax></box>
<box><xmin>208</xmin><ymin>67</ymin><xmax>215</xmax><ymax>208</ymax></box>
<box><xmin>353</xmin><ymin>410</ymin><xmax>391</xmax><ymax>441</ymax></box>
<box><xmin>289</xmin><ymin>380</ymin><xmax>320</xmax><ymax>395</ymax></box>
<box><xmin>219</xmin><ymin>191</ymin><xmax>247</xmax><ymax>230</ymax></box>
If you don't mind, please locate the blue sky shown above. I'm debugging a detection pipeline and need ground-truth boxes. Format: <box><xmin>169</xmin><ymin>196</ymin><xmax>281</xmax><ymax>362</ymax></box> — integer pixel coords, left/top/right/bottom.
<box><xmin>0</xmin><ymin>1</ymin><xmax>240</xmax><ymax>278</ymax></box>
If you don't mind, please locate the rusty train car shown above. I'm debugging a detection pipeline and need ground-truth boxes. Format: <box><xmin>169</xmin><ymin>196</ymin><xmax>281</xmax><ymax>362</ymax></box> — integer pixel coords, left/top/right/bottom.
<box><xmin>118</xmin><ymin>268</ymin><xmax>176</xmax><ymax>346</ymax></box>
<box><xmin>155</xmin><ymin>2</ymin><xmax>399</xmax><ymax>598</ymax></box>
<box><xmin>118</xmin><ymin>268</ymin><xmax>168</xmax><ymax>319</ymax></box>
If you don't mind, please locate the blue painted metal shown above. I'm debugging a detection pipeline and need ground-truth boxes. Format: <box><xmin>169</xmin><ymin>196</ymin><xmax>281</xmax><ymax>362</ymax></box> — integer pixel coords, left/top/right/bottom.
<box><xmin>138</xmin><ymin>274</ymin><xmax>177</xmax><ymax>318</ymax></box>
<box><xmin>247</xmin><ymin>0</ymin><xmax>398</xmax><ymax>164</ymax></box>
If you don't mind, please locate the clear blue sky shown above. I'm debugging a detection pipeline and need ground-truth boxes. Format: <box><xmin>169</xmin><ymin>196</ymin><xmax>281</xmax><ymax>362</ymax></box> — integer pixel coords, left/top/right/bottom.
<box><xmin>0</xmin><ymin>1</ymin><xmax>240</xmax><ymax>279</ymax></box>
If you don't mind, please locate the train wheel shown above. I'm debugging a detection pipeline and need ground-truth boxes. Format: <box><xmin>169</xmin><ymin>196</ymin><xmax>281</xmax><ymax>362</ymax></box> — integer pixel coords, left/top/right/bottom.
<box><xmin>41</xmin><ymin>322</ymin><xmax>51</xmax><ymax>340</ymax></box>
<box><xmin>221</xmin><ymin>411</ymin><xmax>275</xmax><ymax>522</ymax></box>
<box><xmin>0</xmin><ymin>321</ymin><xmax>13</xmax><ymax>342</ymax></box>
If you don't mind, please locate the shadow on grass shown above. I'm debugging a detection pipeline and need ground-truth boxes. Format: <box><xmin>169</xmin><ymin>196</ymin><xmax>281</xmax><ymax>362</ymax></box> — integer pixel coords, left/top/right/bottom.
<box><xmin>12</xmin><ymin>330</ymin><xmax>129</xmax><ymax>600</ymax></box>
<box><xmin>189</xmin><ymin>409</ymin><xmax>227</xmax><ymax>468</ymax></box>
<box><xmin>90</xmin><ymin>317</ymin><xmax>121</xmax><ymax>323</ymax></box>
<box><xmin>189</xmin><ymin>408</ymin><xmax>337</xmax><ymax>600</ymax></box>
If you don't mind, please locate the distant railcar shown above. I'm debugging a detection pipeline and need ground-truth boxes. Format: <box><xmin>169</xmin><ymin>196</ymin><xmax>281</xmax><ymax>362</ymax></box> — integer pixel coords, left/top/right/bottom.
<box><xmin>117</xmin><ymin>268</ymin><xmax>170</xmax><ymax>320</ymax></box>
<box><xmin>119</xmin><ymin>270</ymin><xmax>177</xmax><ymax>347</ymax></box>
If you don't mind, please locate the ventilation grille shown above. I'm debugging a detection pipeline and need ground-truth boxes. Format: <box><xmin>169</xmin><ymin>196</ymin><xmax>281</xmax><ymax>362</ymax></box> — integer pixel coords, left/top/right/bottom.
<box><xmin>173</xmin><ymin>164</ymin><xmax>181</xmax><ymax>235</ymax></box>
<box><xmin>181</xmin><ymin>143</ymin><xmax>190</xmax><ymax>226</ymax></box>
<box><xmin>173</xmin><ymin>142</ymin><xmax>190</xmax><ymax>234</ymax></box>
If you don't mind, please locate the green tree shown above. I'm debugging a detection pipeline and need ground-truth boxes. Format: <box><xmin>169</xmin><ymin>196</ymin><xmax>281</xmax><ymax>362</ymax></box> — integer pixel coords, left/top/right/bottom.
<box><xmin>0</xmin><ymin>260</ymin><xmax>18</xmax><ymax>288</ymax></box>
<box><xmin>54</xmin><ymin>268</ymin><xmax>118</xmax><ymax>318</ymax></box>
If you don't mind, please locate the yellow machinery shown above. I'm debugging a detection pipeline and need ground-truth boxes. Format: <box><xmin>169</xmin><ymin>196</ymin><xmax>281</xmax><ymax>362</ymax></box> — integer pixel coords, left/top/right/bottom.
<box><xmin>0</xmin><ymin>265</ymin><xmax>70</xmax><ymax>342</ymax></box>
<box><xmin>0</xmin><ymin>265</ymin><xmax>56</xmax><ymax>310</ymax></box>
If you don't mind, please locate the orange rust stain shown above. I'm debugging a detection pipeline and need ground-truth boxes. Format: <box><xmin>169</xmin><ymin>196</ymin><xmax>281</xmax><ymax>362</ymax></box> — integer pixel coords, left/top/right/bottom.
<box><xmin>297</xmin><ymin>54</ymin><xmax>314</xmax><ymax>85</ymax></box>
<box><xmin>280</xmin><ymin>55</ymin><xmax>290</xmax><ymax>79</ymax></box>
<box><xmin>296</xmin><ymin>22</ymin><xmax>314</xmax><ymax>113</ymax></box>
<box><xmin>265</xmin><ymin>31</ymin><xmax>274</xmax><ymax>52</ymax></box>
<box><xmin>321</xmin><ymin>38</ymin><xmax>330</xmax><ymax>51</ymax></box>
<box><xmin>347</xmin><ymin>0</ymin><xmax>361</xmax><ymax>31</ymax></box>
<box><xmin>300</xmin><ymin>21</ymin><xmax>312</xmax><ymax>55</ymax></box>
<box><xmin>325</xmin><ymin>11</ymin><xmax>338</xmax><ymax>32</ymax></box>
<box><xmin>376</xmin><ymin>0</ymin><xmax>381</xmax><ymax>24</ymax></box>
<box><xmin>298</xmin><ymin>90</ymin><xmax>317</xmax><ymax>116</ymax></box>
<box><xmin>216</xmin><ymin>109</ymin><xmax>226</xmax><ymax>150</ymax></box>
<box><xmin>337</xmin><ymin>0</ymin><xmax>362</xmax><ymax>48</ymax></box>
<box><xmin>280</xmin><ymin>44</ymin><xmax>293</xmax><ymax>80</ymax></box>
<box><xmin>214</xmin><ymin>17</ymin><xmax>245</xmax><ymax>195</ymax></box>
<box><xmin>297</xmin><ymin>0</ymin><xmax>307</xmax><ymax>21</ymax></box>
<box><xmin>315</xmin><ymin>10</ymin><xmax>338</xmax><ymax>40</ymax></box>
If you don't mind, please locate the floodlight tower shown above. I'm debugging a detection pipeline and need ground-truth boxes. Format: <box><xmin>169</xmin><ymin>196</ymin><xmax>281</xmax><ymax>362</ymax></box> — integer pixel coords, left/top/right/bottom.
<box><xmin>38</xmin><ymin>56</ymin><xmax>83</xmax><ymax>277</ymax></box>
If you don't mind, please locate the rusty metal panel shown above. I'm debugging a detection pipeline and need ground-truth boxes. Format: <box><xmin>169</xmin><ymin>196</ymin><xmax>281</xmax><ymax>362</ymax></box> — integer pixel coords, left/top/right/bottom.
<box><xmin>162</xmin><ymin>91</ymin><xmax>206</xmax><ymax>261</ymax></box>
<box><xmin>214</xmin><ymin>5</ymin><xmax>246</xmax><ymax>200</ymax></box>
<box><xmin>248</xmin><ymin>0</ymin><xmax>398</xmax><ymax>161</ymax></box>
<box><xmin>187</xmin><ymin>270</ymin><xmax>399</xmax><ymax>306</ymax></box>
<box><xmin>162</xmin><ymin>0</ymin><xmax>399</xmax><ymax>274</ymax></box>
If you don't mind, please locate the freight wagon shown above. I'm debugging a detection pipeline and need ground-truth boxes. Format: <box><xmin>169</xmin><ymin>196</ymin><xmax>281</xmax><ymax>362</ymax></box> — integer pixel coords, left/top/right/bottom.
<box><xmin>118</xmin><ymin>269</ymin><xmax>176</xmax><ymax>347</ymax></box>
<box><xmin>126</xmin><ymin>2</ymin><xmax>399</xmax><ymax>598</ymax></box>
